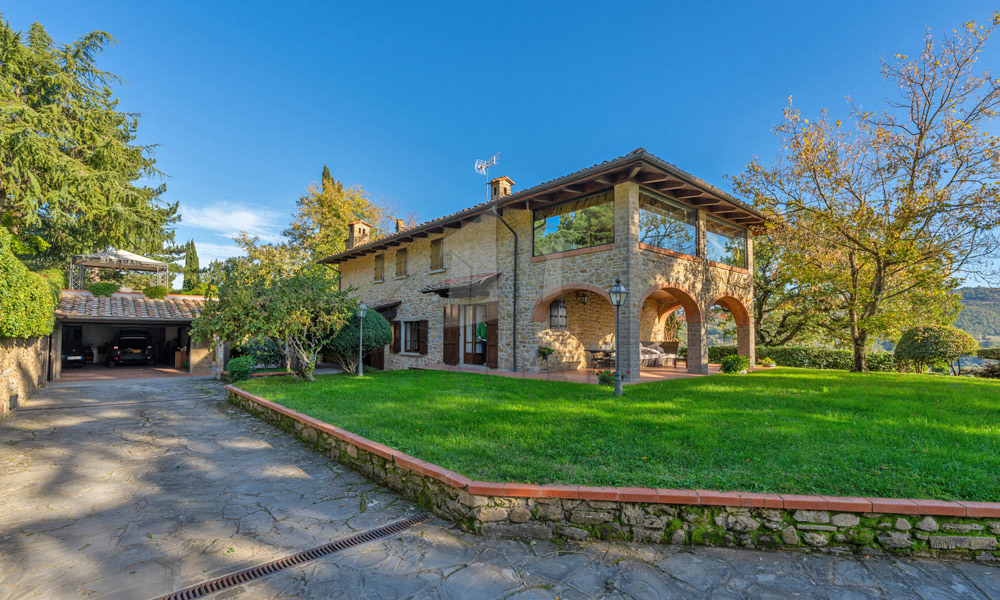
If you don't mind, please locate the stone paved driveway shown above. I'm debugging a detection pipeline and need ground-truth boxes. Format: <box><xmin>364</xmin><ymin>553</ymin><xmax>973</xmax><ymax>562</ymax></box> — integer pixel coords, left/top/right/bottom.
<box><xmin>1</xmin><ymin>377</ymin><xmax>998</xmax><ymax>599</ymax></box>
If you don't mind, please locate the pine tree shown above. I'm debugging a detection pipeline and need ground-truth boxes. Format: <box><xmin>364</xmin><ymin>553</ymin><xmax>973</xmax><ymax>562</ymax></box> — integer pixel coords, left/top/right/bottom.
<box><xmin>182</xmin><ymin>240</ymin><xmax>200</xmax><ymax>291</ymax></box>
<box><xmin>0</xmin><ymin>17</ymin><xmax>178</xmax><ymax>267</ymax></box>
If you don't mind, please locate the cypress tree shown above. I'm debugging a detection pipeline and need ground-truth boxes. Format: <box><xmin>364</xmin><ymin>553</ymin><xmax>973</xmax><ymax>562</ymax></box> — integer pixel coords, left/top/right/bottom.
<box><xmin>182</xmin><ymin>240</ymin><xmax>200</xmax><ymax>291</ymax></box>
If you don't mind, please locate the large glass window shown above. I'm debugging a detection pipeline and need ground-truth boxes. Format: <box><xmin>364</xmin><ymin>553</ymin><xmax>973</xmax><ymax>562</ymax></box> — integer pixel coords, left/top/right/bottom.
<box><xmin>705</xmin><ymin>217</ymin><xmax>747</xmax><ymax>268</ymax></box>
<box><xmin>638</xmin><ymin>192</ymin><xmax>698</xmax><ymax>256</ymax></box>
<box><xmin>533</xmin><ymin>191</ymin><xmax>614</xmax><ymax>256</ymax></box>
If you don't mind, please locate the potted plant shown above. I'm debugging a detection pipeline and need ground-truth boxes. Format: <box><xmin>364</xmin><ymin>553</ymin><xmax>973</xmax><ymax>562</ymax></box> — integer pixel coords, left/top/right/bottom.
<box><xmin>537</xmin><ymin>346</ymin><xmax>554</xmax><ymax>372</ymax></box>
<box><xmin>596</xmin><ymin>369</ymin><xmax>614</xmax><ymax>386</ymax></box>
<box><xmin>757</xmin><ymin>356</ymin><xmax>777</xmax><ymax>369</ymax></box>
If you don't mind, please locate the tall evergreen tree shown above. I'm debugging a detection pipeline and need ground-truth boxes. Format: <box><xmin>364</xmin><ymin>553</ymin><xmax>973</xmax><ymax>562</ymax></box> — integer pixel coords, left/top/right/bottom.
<box><xmin>0</xmin><ymin>17</ymin><xmax>177</xmax><ymax>268</ymax></box>
<box><xmin>182</xmin><ymin>240</ymin><xmax>200</xmax><ymax>291</ymax></box>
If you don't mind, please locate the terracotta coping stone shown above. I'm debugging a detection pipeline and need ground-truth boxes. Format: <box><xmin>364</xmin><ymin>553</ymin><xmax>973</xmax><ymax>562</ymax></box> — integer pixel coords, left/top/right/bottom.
<box><xmin>441</xmin><ymin>471</ymin><xmax>472</xmax><ymax>489</ymax></box>
<box><xmin>958</xmin><ymin>501</ymin><xmax>1000</xmax><ymax>518</ymax></box>
<box><xmin>618</xmin><ymin>487</ymin><xmax>659</xmax><ymax>503</ymax></box>
<box><xmin>468</xmin><ymin>481</ymin><xmax>506</xmax><ymax>496</ymax></box>
<box><xmin>656</xmin><ymin>489</ymin><xmax>700</xmax><ymax>505</ymax></box>
<box><xmin>868</xmin><ymin>498</ymin><xmax>919</xmax><ymax>515</ymax></box>
<box><xmin>823</xmin><ymin>496</ymin><xmax>873</xmax><ymax>512</ymax></box>
<box><xmin>781</xmin><ymin>494</ymin><xmax>828</xmax><ymax>510</ymax></box>
<box><xmin>540</xmin><ymin>484</ymin><xmax>580</xmax><ymax>499</ymax></box>
<box><xmin>503</xmin><ymin>483</ymin><xmax>542</xmax><ymax>498</ymax></box>
<box><xmin>908</xmin><ymin>499</ymin><xmax>966</xmax><ymax>517</ymax></box>
<box><xmin>226</xmin><ymin>385</ymin><xmax>995</xmax><ymax>518</ymax></box>
<box><xmin>578</xmin><ymin>486</ymin><xmax>619</xmax><ymax>501</ymax></box>
<box><xmin>696</xmin><ymin>490</ymin><xmax>741</xmax><ymax>506</ymax></box>
<box><xmin>739</xmin><ymin>492</ymin><xmax>783</xmax><ymax>509</ymax></box>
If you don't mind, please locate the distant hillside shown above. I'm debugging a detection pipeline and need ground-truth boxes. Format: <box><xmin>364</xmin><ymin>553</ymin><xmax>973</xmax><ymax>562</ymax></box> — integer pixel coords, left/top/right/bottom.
<box><xmin>956</xmin><ymin>287</ymin><xmax>1000</xmax><ymax>348</ymax></box>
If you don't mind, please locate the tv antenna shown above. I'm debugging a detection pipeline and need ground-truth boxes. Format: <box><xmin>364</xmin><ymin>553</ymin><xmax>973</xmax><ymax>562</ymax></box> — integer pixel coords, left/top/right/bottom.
<box><xmin>475</xmin><ymin>153</ymin><xmax>500</xmax><ymax>203</ymax></box>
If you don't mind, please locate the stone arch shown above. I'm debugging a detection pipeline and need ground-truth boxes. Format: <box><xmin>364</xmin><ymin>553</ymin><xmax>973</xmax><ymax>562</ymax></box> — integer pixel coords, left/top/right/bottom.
<box><xmin>638</xmin><ymin>283</ymin><xmax>706</xmax><ymax>374</ymax></box>
<box><xmin>638</xmin><ymin>283</ymin><xmax>702</xmax><ymax>323</ymax></box>
<box><xmin>530</xmin><ymin>284</ymin><xmax>612</xmax><ymax>323</ymax></box>
<box><xmin>709</xmin><ymin>294</ymin><xmax>754</xmax><ymax>362</ymax></box>
<box><xmin>708</xmin><ymin>294</ymin><xmax>751</xmax><ymax>327</ymax></box>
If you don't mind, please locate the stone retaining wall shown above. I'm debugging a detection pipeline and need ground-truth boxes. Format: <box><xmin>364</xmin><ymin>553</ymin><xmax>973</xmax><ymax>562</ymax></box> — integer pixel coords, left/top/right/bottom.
<box><xmin>1</xmin><ymin>336</ymin><xmax>47</xmax><ymax>420</ymax></box>
<box><xmin>227</xmin><ymin>385</ymin><xmax>1000</xmax><ymax>561</ymax></box>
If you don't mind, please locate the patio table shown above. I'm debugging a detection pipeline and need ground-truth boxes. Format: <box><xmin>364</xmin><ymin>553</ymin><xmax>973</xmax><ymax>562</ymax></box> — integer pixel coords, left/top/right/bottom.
<box><xmin>586</xmin><ymin>348</ymin><xmax>615</xmax><ymax>373</ymax></box>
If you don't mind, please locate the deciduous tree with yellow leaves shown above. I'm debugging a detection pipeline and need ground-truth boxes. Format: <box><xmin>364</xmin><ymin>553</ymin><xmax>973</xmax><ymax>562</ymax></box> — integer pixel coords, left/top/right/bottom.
<box><xmin>735</xmin><ymin>16</ymin><xmax>1000</xmax><ymax>371</ymax></box>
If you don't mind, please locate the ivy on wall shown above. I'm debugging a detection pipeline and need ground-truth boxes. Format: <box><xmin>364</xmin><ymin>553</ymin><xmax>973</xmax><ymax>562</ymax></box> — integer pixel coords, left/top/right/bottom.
<box><xmin>0</xmin><ymin>229</ymin><xmax>62</xmax><ymax>339</ymax></box>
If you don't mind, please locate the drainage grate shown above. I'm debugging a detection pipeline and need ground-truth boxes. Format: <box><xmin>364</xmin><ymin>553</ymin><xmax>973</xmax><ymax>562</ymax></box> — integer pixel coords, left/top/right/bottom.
<box><xmin>150</xmin><ymin>514</ymin><xmax>430</xmax><ymax>600</ymax></box>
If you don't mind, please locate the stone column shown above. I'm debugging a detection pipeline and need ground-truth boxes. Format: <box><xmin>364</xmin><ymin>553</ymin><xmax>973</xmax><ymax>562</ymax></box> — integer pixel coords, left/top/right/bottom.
<box><xmin>687</xmin><ymin>316</ymin><xmax>709</xmax><ymax>374</ymax></box>
<box><xmin>696</xmin><ymin>210</ymin><xmax>707</xmax><ymax>259</ymax></box>
<box><xmin>51</xmin><ymin>321</ymin><xmax>63</xmax><ymax>380</ymax></box>
<box><xmin>613</xmin><ymin>181</ymin><xmax>641</xmax><ymax>382</ymax></box>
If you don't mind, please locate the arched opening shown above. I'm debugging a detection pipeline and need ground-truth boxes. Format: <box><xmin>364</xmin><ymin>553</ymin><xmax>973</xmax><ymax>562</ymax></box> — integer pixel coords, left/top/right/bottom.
<box><xmin>530</xmin><ymin>284</ymin><xmax>615</xmax><ymax>372</ymax></box>
<box><xmin>709</xmin><ymin>294</ymin><xmax>753</xmax><ymax>363</ymax></box>
<box><xmin>639</xmin><ymin>284</ymin><xmax>705</xmax><ymax>374</ymax></box>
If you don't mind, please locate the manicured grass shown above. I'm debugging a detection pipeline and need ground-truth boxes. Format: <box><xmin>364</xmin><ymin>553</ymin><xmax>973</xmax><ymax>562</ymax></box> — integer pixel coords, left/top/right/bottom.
<box><xmin>240</xmin><ymin>369</ymin><xmax>1000</xmax><ymax>501</ymax></box>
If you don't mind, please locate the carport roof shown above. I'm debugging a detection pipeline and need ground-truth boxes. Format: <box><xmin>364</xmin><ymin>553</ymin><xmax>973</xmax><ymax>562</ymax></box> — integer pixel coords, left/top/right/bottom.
<box><xmin>56</xmin><ymin>291</ymin><xmax>205</xmax><ymax>323</ymax></box>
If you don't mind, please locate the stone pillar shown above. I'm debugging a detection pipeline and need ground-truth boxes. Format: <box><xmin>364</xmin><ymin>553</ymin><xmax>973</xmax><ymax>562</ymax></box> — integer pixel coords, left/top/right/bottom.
<box><xmin>613</xmin><ymin>181</ymin><xmax>641</xmax><ymax>382</ymax></box>
<box><xmin>742</xmin><ymin>236</ymin><xmax>756</xmax><ymax>365</ymax></box>
<box><xmin>687</xmin><ymin>316</ymin><xmax>709</xmax><ymax>374</ymax></box>
<box><xmin>51</xmin><ymin>321</ymin><xmax>63</xmax><ymax>380</ymax></box>
<box><xmin>696</xmin><ymin>210</ymin><xmax>707</xmax><ymax>259</ymax></box>
<box><xmin>737</xmin><ymin>322</ymin><xmax>754</xmax><ymax>365</ymax></box>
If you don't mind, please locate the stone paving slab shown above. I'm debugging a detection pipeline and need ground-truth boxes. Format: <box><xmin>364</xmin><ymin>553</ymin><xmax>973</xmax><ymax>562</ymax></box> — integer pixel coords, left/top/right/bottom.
<box><xmin>1</xmin><ymin>377</ymin><xmax>999</xmax><ymax>599</ymax></box>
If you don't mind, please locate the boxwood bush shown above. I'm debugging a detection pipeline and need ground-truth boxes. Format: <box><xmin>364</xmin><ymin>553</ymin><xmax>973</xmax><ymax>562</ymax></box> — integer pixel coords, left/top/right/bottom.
<box><xmin>0</xmin><ymin>229</ymin><xmax>61</xmax><ymax>338</ymax></box>
<box><xmin>227</xmin><ymin>355</ymin><xmax>255</xmax><ymax>383</ymax></box>
<box><xmin>720</xmin><ymin>354</ymin><xmax>751</xmax><ymax>374</ymax></box>
<box><xmin>709</xmin><ymin>344</ymin><xmax>896</xmax><ymax>371</ymax></box>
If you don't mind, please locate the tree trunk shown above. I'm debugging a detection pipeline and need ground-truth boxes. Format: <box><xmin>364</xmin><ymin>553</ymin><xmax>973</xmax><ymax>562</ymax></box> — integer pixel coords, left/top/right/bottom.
<box><xmin>848</xmin><ymin>307</ymin><xmax>868</xmax><ymax>373</ymax></box>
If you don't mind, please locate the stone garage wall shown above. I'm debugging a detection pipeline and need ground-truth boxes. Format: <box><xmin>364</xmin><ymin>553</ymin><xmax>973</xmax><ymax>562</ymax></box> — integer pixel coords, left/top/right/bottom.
<box><xmin>227</xmin><ymin>385</ymin><xmax>1000</xmax><ymax>561</ymax></box>
<box><xmin>1</xmin><ymin>336</ymin><xmax>47</xmax><ymax>420</ymax></box>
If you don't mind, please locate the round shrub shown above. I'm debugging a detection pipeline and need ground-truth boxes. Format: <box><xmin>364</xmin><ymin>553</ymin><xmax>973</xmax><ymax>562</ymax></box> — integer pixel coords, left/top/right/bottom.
<box><xmin>323</xmin><ymin>309</ymin><xmax>392</xmax><ymax>373</ymax></box>
<box><xmin>895</xmin><ymin>325</ymin><xmax>979</xmax><ymax>374</ymax></box>
<box><xmin>143</xmin><ymin>285</ymin><xmax>167</xmax><ymax>299</ymax></box>
<box><xmin>720</xmin><ymin>354</ymin><xmax>751</xmax><ymax>374</ymax></box>
<box><xmin>88</xmin><ymin>282</ymin><xmax>119</xmax><ymax>297</ymax></box>
<box><xmin>227</xmin><ymin>355</ymin><xmax>255</xmax><ymax>383</ymax></box>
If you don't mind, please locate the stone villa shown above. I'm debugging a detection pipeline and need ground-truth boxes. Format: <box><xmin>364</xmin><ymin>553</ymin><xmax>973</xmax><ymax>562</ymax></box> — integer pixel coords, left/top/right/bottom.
<box><xmin>320</xmin><ymin>148</ymin><xmax>763</xmax><ymax>381</ymax></box>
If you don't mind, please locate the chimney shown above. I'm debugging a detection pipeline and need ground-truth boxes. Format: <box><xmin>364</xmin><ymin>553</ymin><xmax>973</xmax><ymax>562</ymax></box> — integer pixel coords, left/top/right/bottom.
<box><xmin>490</xmin><ymin>176</ymin><xmax>515</xmax><ymax>202</ymax></box>
<box><xmin>395</xmin><ymin>218</ymin><xmax>406</xmax><ymax>233</ymax></box>
<box><xmin>345</xmin><ymin>221</ymin><xmax>372</xmax><ymax>250</ymax></box>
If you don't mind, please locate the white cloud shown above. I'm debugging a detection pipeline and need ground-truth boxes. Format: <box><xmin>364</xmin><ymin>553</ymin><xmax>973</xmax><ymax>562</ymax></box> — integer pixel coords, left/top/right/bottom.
<box><xmin>180</xmin><ymin>201</ymin><xmax>285</xmax><ymax>243</ymax></box>
<box><xmin>194</xmin><ymin>242</ymin><xmax>244</xmax><ymax>263</ymax></box>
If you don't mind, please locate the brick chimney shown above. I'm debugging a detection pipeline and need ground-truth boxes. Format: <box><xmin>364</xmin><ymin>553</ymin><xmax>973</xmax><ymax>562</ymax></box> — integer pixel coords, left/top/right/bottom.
<box><xmin>490</xmin><ymin>176</ymin><xmax>515</xmax><ymax>202</ymax></box>
<box><xmin>345</xmin><ymin>221</ymin><xmax>372</xmax><ymax>250</ymax></box>
<box><xmin>395</xmin><ymin>218</ymin><xmax>406</xmax><ymax>233</ymax></box>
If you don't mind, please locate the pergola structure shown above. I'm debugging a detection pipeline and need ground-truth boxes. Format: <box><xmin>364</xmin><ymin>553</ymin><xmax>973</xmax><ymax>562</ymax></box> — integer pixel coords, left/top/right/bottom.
<box><xmin>68</xmin><ymin>249</ymin><xmax>170</xmax><ymax>290</ymax></box>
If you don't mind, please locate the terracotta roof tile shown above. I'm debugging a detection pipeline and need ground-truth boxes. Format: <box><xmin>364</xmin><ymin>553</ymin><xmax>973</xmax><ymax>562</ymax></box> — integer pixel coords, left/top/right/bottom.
<box><xmin>55</xmin><ymin>291</ymin><xmax>205</xmax><ymax>322</ymax></box>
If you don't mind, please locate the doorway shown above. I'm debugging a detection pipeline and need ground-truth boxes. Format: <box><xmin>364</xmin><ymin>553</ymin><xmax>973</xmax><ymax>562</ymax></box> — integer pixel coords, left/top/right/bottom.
<box><xmin>460</xmin><ymin>304</ymin><xmax>487</xmax><ymax>366</ymax></box>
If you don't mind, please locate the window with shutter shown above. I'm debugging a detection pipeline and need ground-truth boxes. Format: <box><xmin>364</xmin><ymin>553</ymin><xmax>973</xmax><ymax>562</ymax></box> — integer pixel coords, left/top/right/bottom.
<box><xmin>396</xmin><ymin>249</ymin><xmax>407</xmax><ymax>277</ymax></box>
<box><xmin>549</xmin><ymin>298</ymin><xmax>567</xmax><ymax>330</ymax></box>
<box><xmin>374</xmin><ymin>255</ymin><xmax>384</xmax><ymax>281</ymax></box>
<box><xmin>417</xmin><ymin>320</ymin><xmax>428</xmax><ymax>355</ymax></box>
<box><xmin>404</xmin><ymin>321</ymin><xmax>419</xmax><ymax>352</ymax></box>
<box><xmin>391</xmin><ymin>321</ymin><xmax>401</xmax><ymax>353</ymax></box>
<box><xmin>430</xmin><ymin>238</ymin><xmax>444</xmax><ymax>270</ymax></box>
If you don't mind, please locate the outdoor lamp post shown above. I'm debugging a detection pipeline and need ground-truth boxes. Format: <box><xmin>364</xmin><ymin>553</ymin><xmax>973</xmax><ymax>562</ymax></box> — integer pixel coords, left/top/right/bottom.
<box><xmin>608</xmin><ymin>277</ymin><xmax>628</xmax><ymax>397</ymax></box>
<box><xmin>357</xmin><ymin>302</ymin><xmax>368</xmax><ymax>376</ymax></box>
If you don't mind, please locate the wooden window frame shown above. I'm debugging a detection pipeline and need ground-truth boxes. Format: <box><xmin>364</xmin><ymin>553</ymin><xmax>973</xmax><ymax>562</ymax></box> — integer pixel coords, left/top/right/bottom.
<box><xmin>374</xmin><ymin>254</ymin><xmax>384</xmax><ymax>282</ymax></box>
<box><xmin>549</xmin><ymin>298</ymin><xmax>567</xmax><ymax>330</ymax></box>
<box><xmin>396</xmin><ymin>248</ymin><xmax>407</xmax><ymax>277</ymax></box>
<box><xmin>430</xmin><ymin>238</ymin><xmax>444</xmax><ymax>271</ymax></box>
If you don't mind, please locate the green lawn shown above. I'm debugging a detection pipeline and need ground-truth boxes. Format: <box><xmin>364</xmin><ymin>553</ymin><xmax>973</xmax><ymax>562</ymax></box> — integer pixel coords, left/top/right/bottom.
<box><xmin>240</xmin><ymin>369</ymin><xmax>1000</xmax><ymax>501</ymax></box>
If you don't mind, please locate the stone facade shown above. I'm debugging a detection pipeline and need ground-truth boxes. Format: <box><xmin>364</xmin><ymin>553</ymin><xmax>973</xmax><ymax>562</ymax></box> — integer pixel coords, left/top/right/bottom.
<box><xmin>339</xmin><ymin>180</ymin><xmax>754</xmax><ymax>379</ymax></box>
<box><xmin>1</xmin><ymin>336</ymin><xmax>48</xmax><ymax>419</ymax></box>
<box><xmin>228</xmin><ymin>385</ymin><xmax>1000</xmax><ymax>561</ymax></box>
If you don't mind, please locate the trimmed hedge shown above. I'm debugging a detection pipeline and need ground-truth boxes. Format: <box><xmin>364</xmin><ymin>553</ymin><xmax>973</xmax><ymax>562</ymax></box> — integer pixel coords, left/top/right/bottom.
<box><xmin>978</xmin><ymin>348</ymin><xmax>1000</xmax><ymax>361</ymax></box>
<box><xmin>709</xmin><ymin>344</ymin><xmax>897</xmax><ymax>372</ymax></box>
<box><xmin>0</xmin><ymin>229</ymin><xmax>61</xmax><ymax>338</ymax></box>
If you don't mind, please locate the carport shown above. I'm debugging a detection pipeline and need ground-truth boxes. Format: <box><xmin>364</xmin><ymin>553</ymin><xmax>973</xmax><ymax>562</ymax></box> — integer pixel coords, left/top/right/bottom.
<box><xmin>51</xmin><ymin>290</ymin><xmax>213</xmax><ymax>381</ymax></box>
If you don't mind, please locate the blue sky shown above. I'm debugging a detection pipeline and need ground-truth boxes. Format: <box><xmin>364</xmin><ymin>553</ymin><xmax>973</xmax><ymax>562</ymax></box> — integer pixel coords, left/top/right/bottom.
<box><xmin>3</xmin><ymin>1</ymin><xmax>997</xmax><ymax>284</ymax></box>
